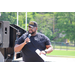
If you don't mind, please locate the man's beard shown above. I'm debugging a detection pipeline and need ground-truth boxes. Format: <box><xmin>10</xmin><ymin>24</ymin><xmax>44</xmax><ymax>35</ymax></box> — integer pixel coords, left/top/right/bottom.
<box><xmin>28</xmin><ymin>31</ymin><xmax>35</xmax><ymax>34</ymax></box>
<box><xmin>31</xmin><ymin>32</ymin><xmax>35</xmax><ymax>34</ymax></box>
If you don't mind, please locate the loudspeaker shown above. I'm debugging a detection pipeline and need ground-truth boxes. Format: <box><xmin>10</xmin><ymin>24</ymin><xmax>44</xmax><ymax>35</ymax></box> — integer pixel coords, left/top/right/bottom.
<box><xmin>0</xmin><ymin>21</ymin><xmax>10</xmax><ymax>48</ymax></box>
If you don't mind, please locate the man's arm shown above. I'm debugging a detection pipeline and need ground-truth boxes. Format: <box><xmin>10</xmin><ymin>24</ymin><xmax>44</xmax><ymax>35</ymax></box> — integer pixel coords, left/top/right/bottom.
<box><xmin>14</xmin><ymin>38</ymin><xmax>30</xmax><ymax>52</ymax></box>
<box><xmin>45</xmin><ymin>45</ymin><xmax>53</xmax><ymax>53</ymax></box>
<box><xmin>40</xmin><ymin>45</ymin><xmax>53</xmax><ymax>55</ymax></box>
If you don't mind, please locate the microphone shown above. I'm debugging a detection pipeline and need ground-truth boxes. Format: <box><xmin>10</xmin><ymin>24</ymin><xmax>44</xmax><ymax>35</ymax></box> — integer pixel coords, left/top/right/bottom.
<box><xmin>28</xmin><ymin>34</ymin><xmax>31</xmax><ymax>39</ymax></box>
<box><xmin>26</xmin><ymin>34</ymin><xmax>31</xmax><ymax>43</ymax></box>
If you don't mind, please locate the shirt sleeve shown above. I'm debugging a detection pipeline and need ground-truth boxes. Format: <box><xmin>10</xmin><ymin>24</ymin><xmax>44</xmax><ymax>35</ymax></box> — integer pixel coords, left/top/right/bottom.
<box><xmin>45</xmin><ymin>36</ymin><xmax>51</xmax><ymax>45</ymax></box>
<box><xmin>16</xmin><ymin>34</ymin><xmax>24</xmax><ymax>44</ymax></box>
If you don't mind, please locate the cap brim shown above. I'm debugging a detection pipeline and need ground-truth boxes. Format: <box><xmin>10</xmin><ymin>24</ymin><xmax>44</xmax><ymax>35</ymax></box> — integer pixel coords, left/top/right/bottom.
<box><xmin>28</xmin><ymin>25</ymin><xmax>35</xmax><ymax>27</ymax></box>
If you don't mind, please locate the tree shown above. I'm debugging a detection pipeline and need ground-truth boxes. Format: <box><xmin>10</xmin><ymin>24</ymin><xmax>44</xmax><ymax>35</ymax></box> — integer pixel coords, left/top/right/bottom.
<box><xmin>0</xmin><ymin>12</ymin><xmax>17</xmax><ymax>24</ymax></box>
<box><xmin>54</xmin><ymin>12</ymin><xmax>75</xmax><ymax>45</ymax></box>
<box><xmin>1</xmin><ymin>12</ymin><xmax>75</xmax><ymax>45</ymax></box>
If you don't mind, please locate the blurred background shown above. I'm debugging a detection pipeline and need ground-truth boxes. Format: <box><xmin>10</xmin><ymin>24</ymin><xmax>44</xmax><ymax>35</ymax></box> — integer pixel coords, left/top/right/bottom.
<box><xmin>0</xmin><ymin>12</ymin><xmax>75</xmax><ymax>57</ymax></box>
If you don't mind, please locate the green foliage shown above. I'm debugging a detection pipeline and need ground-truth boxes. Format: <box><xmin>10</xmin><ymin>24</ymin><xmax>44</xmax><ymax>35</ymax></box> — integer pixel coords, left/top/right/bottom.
<box><xmin>54</xmin><ymin>12</ymin><xmax>75</xmax><ymax>42</ymax></box>
<box><xmin>0</xmin><ymin>12</ymin><xmax>75</xmax><ymax>43</ymax></box>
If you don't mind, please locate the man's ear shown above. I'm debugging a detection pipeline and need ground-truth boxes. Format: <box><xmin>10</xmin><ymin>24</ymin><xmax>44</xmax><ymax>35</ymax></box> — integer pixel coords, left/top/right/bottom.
<box><xmin>36</xmin><ymin>27</ymin><xmax>38</xmax><ymax>30</ymax></box>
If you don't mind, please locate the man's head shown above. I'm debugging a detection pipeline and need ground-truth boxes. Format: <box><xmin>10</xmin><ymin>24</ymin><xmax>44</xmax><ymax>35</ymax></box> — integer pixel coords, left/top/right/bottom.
<box><xmin>28</xmin><ymin>21</ymin><xmax>38</xmax><ymax>35</ymax></box>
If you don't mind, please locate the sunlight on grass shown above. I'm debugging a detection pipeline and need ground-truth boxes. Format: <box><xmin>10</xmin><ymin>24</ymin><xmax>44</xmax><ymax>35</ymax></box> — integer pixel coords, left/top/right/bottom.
<box><xmin>47</xmin><ymin>50</ymin><xmax>75</xmax><ymax>57</ymax></box>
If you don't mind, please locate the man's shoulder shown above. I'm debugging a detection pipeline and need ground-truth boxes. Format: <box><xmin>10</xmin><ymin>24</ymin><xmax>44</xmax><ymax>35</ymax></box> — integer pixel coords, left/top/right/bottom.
<box><xmin>37</xmin><ymin>32</ymin><xmax>50</xmax><ymax>40</ymax></box>
<box><xmin>36</xmin><ymin>32</ymin><xmax>47</xmax><ymax>39</ymax></box>
<box><xmin>37</xmin><ymin>33</ymin><xmax>46</xmax><ymax>37</ymax></box>
<box><xmin>37</xmin><ymin>32</ymin><xmax>45</xmax><ymax>36</ymax></box>
<box><xmin>22</xmin><ymin>32</ymin><xmax>28</xmax><ymax>38</ymax></box>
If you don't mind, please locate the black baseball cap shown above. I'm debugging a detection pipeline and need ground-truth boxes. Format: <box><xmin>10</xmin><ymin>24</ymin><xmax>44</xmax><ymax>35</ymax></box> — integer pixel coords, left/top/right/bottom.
<box><xmin>28</xmin><ymin>21</ymin><xmax>38</xmax><ymax>27</ymax></box>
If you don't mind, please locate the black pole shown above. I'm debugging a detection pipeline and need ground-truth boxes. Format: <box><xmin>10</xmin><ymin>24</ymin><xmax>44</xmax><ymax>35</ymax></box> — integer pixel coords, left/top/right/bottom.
<box><xmin>4</xmin><ymin>48</ymin><xmax>7</xmax><ymax>60</ymax></box>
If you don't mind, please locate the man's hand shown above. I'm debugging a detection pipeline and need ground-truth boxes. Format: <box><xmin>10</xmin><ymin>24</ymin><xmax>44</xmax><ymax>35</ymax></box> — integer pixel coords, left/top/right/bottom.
<box><xmin>39</xmin><ymin>45</ymin><xmax>53</xmax><ymax>55</ymax></box>
<box><xmin>24</xmin><ymin>37</ymin><xmax>30</xmax><ymax>44</ymax></box>
<box><xmin>14</xmin><ymin>38</ymin><xmax>30</xmax><ymax>52</ymax></box>
<box><xmin>39</xmin><ymin>51</ymin><xmax>46</xmax><ymax>55</ymax></box>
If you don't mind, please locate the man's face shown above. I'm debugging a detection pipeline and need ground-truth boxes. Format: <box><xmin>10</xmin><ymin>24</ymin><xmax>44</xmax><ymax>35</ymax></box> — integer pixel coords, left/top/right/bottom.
<box><xmin>28</xmin><ymin>26</ymin><xmax>37</xmax><ymax>34</ymax></box>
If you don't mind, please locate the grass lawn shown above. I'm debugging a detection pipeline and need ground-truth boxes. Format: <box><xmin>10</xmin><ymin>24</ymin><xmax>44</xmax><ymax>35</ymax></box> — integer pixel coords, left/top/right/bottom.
<box><xmin>54</xmin><ymin>46</ymin><xmax>75</xmax><ymax>50</ymax></box>
<box><xmin>46</xmin><ymin>50</ymin><xmax>75</xmax><ymax>57</ymax></box>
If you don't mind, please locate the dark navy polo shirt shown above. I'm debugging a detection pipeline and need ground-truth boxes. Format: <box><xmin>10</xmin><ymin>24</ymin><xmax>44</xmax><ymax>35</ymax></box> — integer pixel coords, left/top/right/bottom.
<box><xmin>16</xmin><ymin>32</ymin><xmax>51</xmax><ymax>62</ymax></box>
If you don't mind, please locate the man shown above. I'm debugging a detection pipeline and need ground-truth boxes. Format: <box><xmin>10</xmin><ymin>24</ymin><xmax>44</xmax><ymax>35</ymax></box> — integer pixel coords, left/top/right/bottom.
<box><xmin>14</xmin><ymin>21</ymin><xmax>53</xmax><ymax>62</ymax></box>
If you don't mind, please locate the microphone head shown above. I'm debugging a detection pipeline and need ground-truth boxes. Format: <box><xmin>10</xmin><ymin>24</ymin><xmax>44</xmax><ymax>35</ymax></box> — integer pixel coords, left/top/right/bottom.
<box><xmin>28</xmin><ymin>34</ymin><xmax>31</xmax><ymax>39</ymax></box>
<box><xmin>29</xmin><ymin>34</ymin><xmax>31</xmax><ymax>37</ymax></box>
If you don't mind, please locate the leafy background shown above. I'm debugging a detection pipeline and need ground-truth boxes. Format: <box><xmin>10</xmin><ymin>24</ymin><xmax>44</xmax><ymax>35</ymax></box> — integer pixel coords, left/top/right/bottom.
<box><xmin>0</xmin><ymin>12</ymin><xmax>75</xmax><ymax>45</ymax></box>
